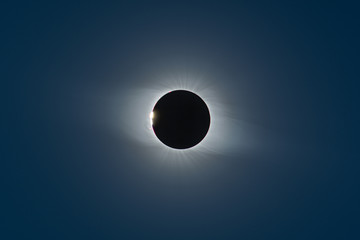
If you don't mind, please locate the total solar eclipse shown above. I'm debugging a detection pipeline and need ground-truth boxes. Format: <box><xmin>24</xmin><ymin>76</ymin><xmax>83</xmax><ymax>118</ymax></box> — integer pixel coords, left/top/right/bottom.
<box><xmin>151</xmin><ymin>90</ymin><xmax>211</xmax><ymax>149</ymax></box>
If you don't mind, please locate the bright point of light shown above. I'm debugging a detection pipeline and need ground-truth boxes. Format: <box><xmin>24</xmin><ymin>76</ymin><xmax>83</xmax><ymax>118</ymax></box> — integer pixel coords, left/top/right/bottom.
<box><xmin>149</xmin><ymin>111</ymin><xmax>154</xmax><ymax>125</ymax></box>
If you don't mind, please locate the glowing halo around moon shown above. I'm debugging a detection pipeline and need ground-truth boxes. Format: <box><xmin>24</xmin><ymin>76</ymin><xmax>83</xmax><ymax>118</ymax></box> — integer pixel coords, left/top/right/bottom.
<box><xmin>109</xmin><ymin>73</ymin><xmax>248</xmax><ymax>164</ymax></box>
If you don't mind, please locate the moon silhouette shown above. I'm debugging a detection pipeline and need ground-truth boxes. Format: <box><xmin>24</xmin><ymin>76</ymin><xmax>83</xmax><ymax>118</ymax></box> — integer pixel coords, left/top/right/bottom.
<box><xmin>151</xmin><ymin>90</ymin><xmax>210</xmax><ymax>149</ymax></box>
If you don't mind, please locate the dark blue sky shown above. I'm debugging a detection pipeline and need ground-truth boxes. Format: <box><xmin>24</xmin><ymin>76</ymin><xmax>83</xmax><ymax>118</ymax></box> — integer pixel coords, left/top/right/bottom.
<box><xmin>2</xmin><ymin>1</ymin><xmax>358</xmax><ymax>239</ymax></box>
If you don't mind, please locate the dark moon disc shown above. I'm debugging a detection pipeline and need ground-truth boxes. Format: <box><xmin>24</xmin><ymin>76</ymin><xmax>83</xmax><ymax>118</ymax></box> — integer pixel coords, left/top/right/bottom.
<box><xmin>151</xmin><ymin>90</ymin><xmax>210</xmax><ymax>149</ymax></box>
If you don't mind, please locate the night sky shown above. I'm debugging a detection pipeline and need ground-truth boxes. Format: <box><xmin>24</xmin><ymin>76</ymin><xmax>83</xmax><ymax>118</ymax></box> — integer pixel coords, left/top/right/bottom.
<box><xmin>2</xmin><ymin>1</ymin><xmax>358</xmax><ymax>239</ymax></box>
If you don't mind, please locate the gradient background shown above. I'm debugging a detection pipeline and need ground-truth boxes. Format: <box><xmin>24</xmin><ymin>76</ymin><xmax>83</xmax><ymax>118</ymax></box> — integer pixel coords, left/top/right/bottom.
<box><xmin>2</xmin><ymin>1</ymin><xmax>358</xmax><ymax>239</ymax></box>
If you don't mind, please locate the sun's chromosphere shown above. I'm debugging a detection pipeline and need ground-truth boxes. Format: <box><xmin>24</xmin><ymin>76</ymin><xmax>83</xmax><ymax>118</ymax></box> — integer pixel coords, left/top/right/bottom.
<box><xmin>151</xmin><ymin>90</ymin><xmax>210</xmax><ymax>149</ymax></box>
